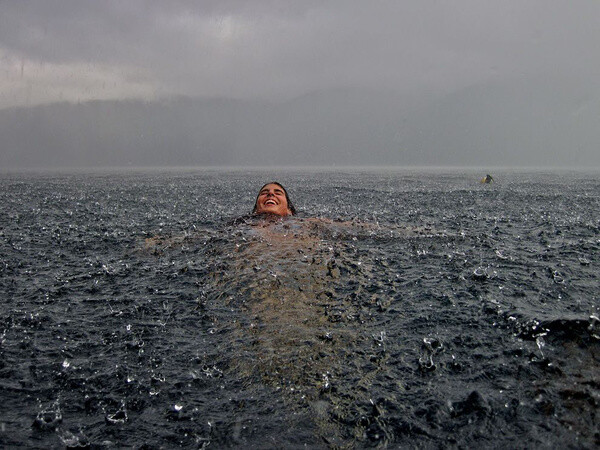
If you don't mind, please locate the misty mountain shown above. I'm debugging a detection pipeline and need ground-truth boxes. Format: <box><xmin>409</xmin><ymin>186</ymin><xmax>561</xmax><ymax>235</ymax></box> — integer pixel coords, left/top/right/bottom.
<box><xmin>402</xmin><ymin>78</ymin><xmax>600</xmax><ymax>167</ymax></box>
<box><xmin>1</xmin><ymin>80</ymin><xmax>598</xmax><ymax>168</ymax></box>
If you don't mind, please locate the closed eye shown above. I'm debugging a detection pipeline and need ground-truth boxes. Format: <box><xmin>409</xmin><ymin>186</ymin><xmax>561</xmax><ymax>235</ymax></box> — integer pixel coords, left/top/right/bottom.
<box><xmin>260</xmin><ymin>189</ymin><xmax>284</xmax><ymax>196</ymax></box>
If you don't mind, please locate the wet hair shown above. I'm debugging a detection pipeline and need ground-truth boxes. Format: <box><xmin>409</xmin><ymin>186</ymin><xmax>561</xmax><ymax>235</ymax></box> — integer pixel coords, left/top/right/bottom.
<box><xmin>252</xmin><ymin>182</ymin><xmax>296</xmax><ymax>216</ymax></box>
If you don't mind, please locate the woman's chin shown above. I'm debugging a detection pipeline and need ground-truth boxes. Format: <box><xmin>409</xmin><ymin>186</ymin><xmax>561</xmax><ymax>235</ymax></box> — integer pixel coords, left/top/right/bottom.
<box><xmin>258</xmin><ymin>206</ymin><xmax>287</xmax><ymax>216</ymax></box>
<box><xmin>256</xmin><ymin>208</ymin><xmax>289</xmax><ymax>217</ymax></box>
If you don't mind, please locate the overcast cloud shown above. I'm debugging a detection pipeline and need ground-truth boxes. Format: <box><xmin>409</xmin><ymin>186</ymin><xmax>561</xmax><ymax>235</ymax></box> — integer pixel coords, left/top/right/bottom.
<box><xmin>2</xmin><ymin>0</ymin><xmax>599</xmax><ymax>108</ymax></box>
<box><xmin>1</xmin><ymin>1</ymin><xmax>599</xmax><ymax>168</ymax></box>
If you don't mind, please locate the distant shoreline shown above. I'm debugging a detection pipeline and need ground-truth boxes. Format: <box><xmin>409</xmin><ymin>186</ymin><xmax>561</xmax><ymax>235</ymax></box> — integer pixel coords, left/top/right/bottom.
<box><xmin>2</xmin><ymin>165</ymin><xmax>600</xmax><ymax>175</ymax></box>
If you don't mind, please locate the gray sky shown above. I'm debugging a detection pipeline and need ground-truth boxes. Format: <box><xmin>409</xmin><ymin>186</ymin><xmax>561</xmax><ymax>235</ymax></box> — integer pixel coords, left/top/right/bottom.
<box><xmin>2</xmin><ymin>0</ymin><xmax>599</xmax><ymax>108</ymax></box>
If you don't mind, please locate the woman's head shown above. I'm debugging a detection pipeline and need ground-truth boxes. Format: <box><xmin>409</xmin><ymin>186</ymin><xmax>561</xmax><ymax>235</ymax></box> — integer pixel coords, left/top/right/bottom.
<box><xmin>252</xmin><ymin>182</ymin><xmax>296</xmax><ymax>216</ymax></box>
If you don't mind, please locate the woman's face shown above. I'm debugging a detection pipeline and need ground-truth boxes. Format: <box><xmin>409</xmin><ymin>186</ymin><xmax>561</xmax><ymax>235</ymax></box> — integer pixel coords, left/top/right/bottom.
<box><xmin>255</xmin><ymin>183</ymin><xmax>291</xmax><ymax>216</ymax></box>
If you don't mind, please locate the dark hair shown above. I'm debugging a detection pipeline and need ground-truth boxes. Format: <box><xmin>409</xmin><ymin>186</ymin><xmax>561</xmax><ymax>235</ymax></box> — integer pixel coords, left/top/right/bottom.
<box><xmin>252</xmin><ymin>182</ymin><xmax>296</xmax><ymax>215</ymax></box>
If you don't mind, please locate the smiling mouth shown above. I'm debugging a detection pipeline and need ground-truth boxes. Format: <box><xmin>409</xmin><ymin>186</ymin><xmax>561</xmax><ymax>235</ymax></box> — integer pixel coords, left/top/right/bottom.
<box><xmin>264</xmin><ymin>200</ymin><xmax>277</xmax><ymax>205</ymax></box>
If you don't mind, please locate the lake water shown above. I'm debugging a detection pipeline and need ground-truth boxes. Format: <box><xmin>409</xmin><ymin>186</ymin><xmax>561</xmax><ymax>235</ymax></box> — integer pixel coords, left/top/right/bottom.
<box><xmin>0</xmin><ymin>169</ymin><xmax>598</xmax><ymax>448</ymax></box>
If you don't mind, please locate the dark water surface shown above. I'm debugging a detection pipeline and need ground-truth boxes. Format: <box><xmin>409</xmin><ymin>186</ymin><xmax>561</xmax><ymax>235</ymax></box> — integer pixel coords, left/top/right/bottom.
<box><xmin>0</xmin><ymin>169</ymin><xmax>598</xmax><ymax>448</ymax></box>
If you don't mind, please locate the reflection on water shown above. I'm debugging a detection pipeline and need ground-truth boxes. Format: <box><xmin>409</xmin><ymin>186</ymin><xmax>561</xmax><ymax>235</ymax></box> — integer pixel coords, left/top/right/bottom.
<box><xmin>203</xmin><ymin>216</ymin><xmax>446</xmax><ymax>446</ymax></box>
<box><xmin>227</xmin><ymin>218</ymin><xmax>356</xmax><ymax>444</ymax></box>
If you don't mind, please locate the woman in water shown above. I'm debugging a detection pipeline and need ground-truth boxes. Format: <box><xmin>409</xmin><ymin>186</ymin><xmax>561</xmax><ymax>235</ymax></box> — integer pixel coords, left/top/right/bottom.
<box><xmin>252</xmin><ymin>182</ymin><xmax>296</xmax><ymax>216</ymax></box>
<box><xmin>141</xmin><ymin>180</ymin><xmax>441</xmax><ymax>444</ymax></box>
<box><xmin>146</xmin><ymin>182</ymin><xmax>296</xmax><ymax>251</ymax></box>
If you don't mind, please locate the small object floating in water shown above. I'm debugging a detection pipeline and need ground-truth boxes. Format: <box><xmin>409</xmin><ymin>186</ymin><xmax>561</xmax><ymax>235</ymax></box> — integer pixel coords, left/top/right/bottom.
<box><xmin>480</xmin><ymin>174</ymin><xmax>494</xmax><ymax>184</ymax></box>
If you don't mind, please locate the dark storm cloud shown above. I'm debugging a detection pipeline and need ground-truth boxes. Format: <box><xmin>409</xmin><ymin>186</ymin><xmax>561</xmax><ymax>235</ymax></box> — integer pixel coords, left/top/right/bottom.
<box><xmin>0</xmin><ymin>1</ymin><xmax>324</xmax><ymax>68</ymax></box>
<box><xmin>2</xmin><ymin>0</ymin><xmax>599</xmax><ymax>103</ymax></box>
<box><xmin>1</xmin><ymin>1</ymin><xmax>599</xmax><ymax>168</ymax></box>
